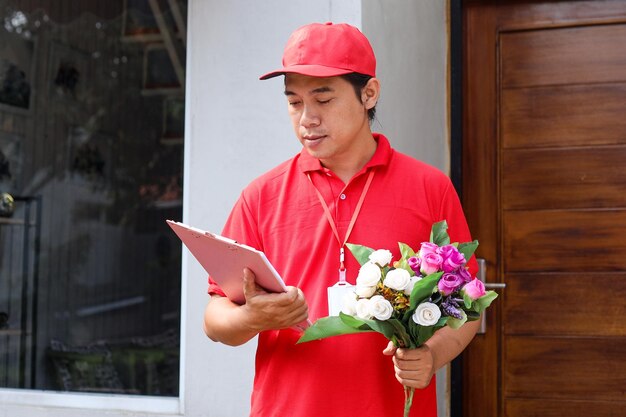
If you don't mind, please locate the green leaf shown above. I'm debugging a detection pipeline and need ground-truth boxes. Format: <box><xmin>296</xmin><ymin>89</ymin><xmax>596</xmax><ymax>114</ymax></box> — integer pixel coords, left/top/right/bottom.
<box><xmin>408</xmin><ymin>320</ymin><xmax>420</xmax><ymax>342</ymax></box>
<box><xmin>398</xmin><ymin>242</ymin><xmax>416</xmax><ymax>260</ymax></box>
<box><xmin>458</xmin><ymin>240</ymin><xmax>479</xmax><ymax>262</ymax></box>
<box><xmin>408</xmin><ymin>318</ymin><xmax>447</xmax><ymax>347</ymax></box>
<box><xmin>297</xmin><ymin>316</ymin><xmax>372</xmax><ymax>344</ymax></box>
<box><xmin>340</xmin><ymin>315</ymin><xmax>413</xmax><ymax>347</ymax></box>
<box><xmin>435</xmin><ymin>316</ymin><xmax>449</xmax><ymax>327</ymax></box>
<box><xmin>430</xmin><ymin>220</ymin><xmax>450</xmax><ymax>246</ymax></box>
<box><xmin>339</xmin><ymin>312</ymin><xmax>373</xmax><ymax>330</ymax></box>
<box><xmin>365</xmin><ymin>319</ymin><xmax>402</xmax><ymax>343</ymax></box>
<box><xmin>386</xmin><ymin>318</ymin><xmax>414</xmax><ymax>348</ymax></box>
<box><xmin>409</xmin><ymin>272</ymin><xmax>443</xmax><ymax>309</ymax></box>
<box><xmin>415</xmin><ymin>323</ymin><xmax>437</xmax><ymax>345</ymax></box>
<box><xmin>465</xmin><ymin>311</ymin><xmax>480</xmax><ymax>321</ymax></box>
<box><xmin>463</xmin><ymin>292</ymin><xmax>474</xmax><ymax>309</ymax></box>
<box><xmin>346</xmin><ymin>243</ymin><xmax>375</xmax><ymax>266</ymax></box>
<box><xmin>430</xmin><ymin>292</ymin><xmax>442</xmax><ymax>305</ymax></box>
<box><xmin>396</xmin><ymin>259</ymin><xmax>414</xmax><ymax>275</ymax></box>
<box><xmin>474</xmin><ymin>291</ymin><xmax>499</xmax><ymax>312</ymax></box>
<box><xmin>402</xmin><ymin>309</ymin><xmax>414</xmax><ymax>323</ymax></box>
<box><xmin>447</xmin><ymin>310</ymin><xmax>468</xmax><ymax>329</ymax></box>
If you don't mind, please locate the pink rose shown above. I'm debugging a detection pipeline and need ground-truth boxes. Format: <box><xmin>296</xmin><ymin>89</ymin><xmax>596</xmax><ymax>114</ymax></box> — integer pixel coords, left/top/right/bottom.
<box><xmin>420</xmin><ymin>252</ymin><xmax>443</xmax><ymax>275</ymax></box>
<box><xmin>439</xmin><ymin>245</ymin><xmax>466</xmax><ymax>273</ymax></box>
<box><xmin>463</xmin><ymin>278</ymin><xmax>486</xmax><ymax>300</ymax></box>
<box><xmin>437</xmin><ymin>272</ymin><xmax>464</xmax><ymax>295</ymax></box>
<box><xmin>418</xmin><ymin>242</ymin><xmax>439</xmax><ymax>258</ymax></box>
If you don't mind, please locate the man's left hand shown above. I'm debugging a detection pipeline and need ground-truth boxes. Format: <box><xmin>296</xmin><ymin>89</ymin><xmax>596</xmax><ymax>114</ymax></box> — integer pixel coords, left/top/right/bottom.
<box><xmin>383</xmin><ymin>341</ymin><xmax>436</xmax><ymax>389</ymax></box>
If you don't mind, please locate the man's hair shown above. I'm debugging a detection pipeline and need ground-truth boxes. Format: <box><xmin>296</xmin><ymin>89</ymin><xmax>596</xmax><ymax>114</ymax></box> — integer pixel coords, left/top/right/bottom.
<box><xmin>341</xmin><ymin>73</ymin><xmax>376</xmax><ymax>122</ymax></box>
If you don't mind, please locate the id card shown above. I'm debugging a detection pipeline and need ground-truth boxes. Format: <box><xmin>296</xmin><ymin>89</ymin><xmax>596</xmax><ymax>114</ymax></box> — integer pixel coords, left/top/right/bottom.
<box><xmin>327</xmin><ymin>282</ymin><xmax>355</xmax><ymax>316</ymax></box>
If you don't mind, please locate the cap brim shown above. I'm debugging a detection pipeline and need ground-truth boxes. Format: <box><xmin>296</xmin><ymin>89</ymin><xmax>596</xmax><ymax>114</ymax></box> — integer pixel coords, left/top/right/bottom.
<box><xmin>259</xmin><ymin>64</ymin><xmax>354</xmax><ymax>80</ymax></box>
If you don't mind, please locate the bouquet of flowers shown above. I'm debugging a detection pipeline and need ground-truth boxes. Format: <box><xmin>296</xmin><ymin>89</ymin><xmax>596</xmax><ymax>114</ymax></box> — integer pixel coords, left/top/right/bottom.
<box><xmin>298</xmin><ymin>220</ymin><xmax>498</xmax><ymax>417</ymax></box>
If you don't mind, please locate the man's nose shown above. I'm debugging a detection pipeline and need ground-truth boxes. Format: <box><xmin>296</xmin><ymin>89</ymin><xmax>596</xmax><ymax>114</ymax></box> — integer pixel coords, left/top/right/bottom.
<box><xmin>300</xmin><ymin>105</ymin><xmax>320</xmax><ymax>128</ymax></box>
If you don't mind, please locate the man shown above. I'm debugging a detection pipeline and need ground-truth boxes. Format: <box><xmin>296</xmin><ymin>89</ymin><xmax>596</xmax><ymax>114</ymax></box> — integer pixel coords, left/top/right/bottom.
<box><xmin>203</xmin><ymin>22</ymin><xmax>480</xmax><ymax>417</ymax></box>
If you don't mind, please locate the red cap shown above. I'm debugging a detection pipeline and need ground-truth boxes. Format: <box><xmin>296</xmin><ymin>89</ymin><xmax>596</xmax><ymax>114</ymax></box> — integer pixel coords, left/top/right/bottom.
<box><xmin>260</xmin><ymin>22</ymin><xmax>376</xmax><ymax>80</ymax></box>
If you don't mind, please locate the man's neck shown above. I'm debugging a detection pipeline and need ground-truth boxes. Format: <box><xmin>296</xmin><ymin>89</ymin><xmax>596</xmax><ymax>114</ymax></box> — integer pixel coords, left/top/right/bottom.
<box><xmin>321</xmin><ymin>134</ymin><xmax>378</xmax><ymax>183</ymax></box>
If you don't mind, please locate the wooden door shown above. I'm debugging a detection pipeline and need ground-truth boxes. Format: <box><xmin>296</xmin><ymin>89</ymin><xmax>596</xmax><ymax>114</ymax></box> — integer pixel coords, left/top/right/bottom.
<box><xmin>462</xmin><ymin>1</ymin><xmax>626</xmax><ymax>416</ymax></box>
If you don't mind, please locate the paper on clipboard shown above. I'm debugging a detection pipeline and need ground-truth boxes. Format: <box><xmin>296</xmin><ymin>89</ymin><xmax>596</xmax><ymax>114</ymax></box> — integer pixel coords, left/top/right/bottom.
<box><xmin>166</xmin><ymin>220</ymin><xmax>310</xmax><ymax>329</ymax></box>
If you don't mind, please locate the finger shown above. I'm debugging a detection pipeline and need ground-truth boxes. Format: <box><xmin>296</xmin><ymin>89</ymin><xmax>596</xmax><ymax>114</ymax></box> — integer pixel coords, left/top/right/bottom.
<box><xmin>243</xmin><ymin>268</ymin><xmax>264</xmax><ymax>299</ymax></box>
<box><xmin>294</xmin><ymin>288</ymin><xmax>308</xmax><ymax>308</ymax></box>
<box><xmin>382</xmin><ymin>340</ymin><xmax>397</xmax><ymax>356</ymax></box>
<box><xmin>283</xmin><ymin>286</ymin><xmax>300</xmax><ymax>302</ymax></box>
<box><xmin>394</xmin><ymin>370</ymin><xmax>432</xmax><ymax>390</ymax></box>
<box><xmin>266</xmin><ymin>304</ymin><xmax>307</xmax><ymax>330</ymax></box>
<box><xmin>285</xmin><ymin>298</ymin><xmax>309</xmax><ymax>322</ymax></box>
<box><xmin>394</xmin><ymin>360</ymin><xmax>421</xmax><ymax>375</ymax></box>
<box><xmin>397</xmin><ymin>376</ymin><xmax>431</xmax><ymax>390</ymax></box>
<box><xmin>393</xmin><ymin>355</ymin><xmax>431</xmax><ymax>371</ymax></box>
<box><xmin>286</xmin><ymin>309</ymin><xmax>309</xmax><ymax>327</ymax></box>
<box><xmin>393</xmin><ymin>361</ymin><xmax>428</xmax><ymax>380</ymax></box>
<box><xmin>395</xmin><ymin>347</ymin><xmax>424</xmax><ymax>360</ymax></box>
<box><xmin>274</xmin><ymin>286</ymin><xmax>306</xmax><ymax>309</ymax></box>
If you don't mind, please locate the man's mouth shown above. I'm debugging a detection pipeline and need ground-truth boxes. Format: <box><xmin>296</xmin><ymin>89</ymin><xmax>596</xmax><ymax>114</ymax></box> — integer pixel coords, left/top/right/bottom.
<box><xmin>302</xmin><ymin>134</ymin><xmax>327</xmax><ymax>143</ymax></box>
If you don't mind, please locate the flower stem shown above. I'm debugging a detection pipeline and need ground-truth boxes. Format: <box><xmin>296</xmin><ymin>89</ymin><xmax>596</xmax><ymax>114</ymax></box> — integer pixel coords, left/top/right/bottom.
<box><xmin>404</xmin><ymin>386</ymin><xmax>415</xmax><ymax>417</ymax></box>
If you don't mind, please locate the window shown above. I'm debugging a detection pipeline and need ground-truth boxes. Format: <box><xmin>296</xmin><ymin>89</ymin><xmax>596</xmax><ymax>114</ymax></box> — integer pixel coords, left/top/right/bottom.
<box><xmin>0</xmin><ymin>0</ymin><xmax>186</xmax><ymax>397</ymax></box>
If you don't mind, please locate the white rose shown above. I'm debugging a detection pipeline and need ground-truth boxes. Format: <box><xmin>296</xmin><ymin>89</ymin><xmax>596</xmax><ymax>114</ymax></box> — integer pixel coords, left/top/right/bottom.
<box><xmin>368</xmin><ymin>295</ymin><xmax>393</xmax><ymax>321</ymax></box>
<box><xmin>403</xmin><ymin>275</ymin><xmax>422</xmax><ymax>295</ymax></box>
<box><xmin>355</xmin><ymin>285</ymin><xmax>377</xmax><ymax>298</ymax></box>
<box><xmin>368</xmin><ymin>249</ymin><xmax>393</xmax><ymax>267</ymax></box>
<box><xmin>383</xmin><ymin>268</ymin><xmax>411</xmax><ymax>291</ymax></box>
<box><xmin>412</xmin><ymin>302</ymin><xmax>441</xmax><ymax>326</ymax></box>
<box><xmin>355</xmin><ymin>298</ymin><xmax>372</xmax><ymax>319</ymax></box>
<box><xmin>341</xmin><ymin>291</ymin><xmax>358</xmax><ymax>316</ymax></box>
<box><xmin>356</xmin><ymin>262</ymin><xmax>382</xmax><ymax>287</ymax></box>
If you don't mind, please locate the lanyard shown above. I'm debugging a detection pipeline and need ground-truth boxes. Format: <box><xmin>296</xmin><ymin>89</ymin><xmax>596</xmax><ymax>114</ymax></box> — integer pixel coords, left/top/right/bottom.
<box><xmin>306</xmin><ymin>169</ymin><xmax>375</xmax><ymax>284</ymax></box>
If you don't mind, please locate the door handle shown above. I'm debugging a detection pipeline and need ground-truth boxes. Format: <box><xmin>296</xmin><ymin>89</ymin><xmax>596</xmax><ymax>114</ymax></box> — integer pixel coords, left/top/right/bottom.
<box><xmin>476</xmin><ymin>258</ymin><xmax>505</xmax><ymax>334</ymax></box>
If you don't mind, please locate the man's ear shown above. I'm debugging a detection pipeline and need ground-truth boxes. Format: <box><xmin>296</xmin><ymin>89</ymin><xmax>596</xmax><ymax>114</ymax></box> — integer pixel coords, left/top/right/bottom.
<box><xmin>361</xmin><ymin>77</ymin><xmax>380</xmax><ymax>110</ymax></box>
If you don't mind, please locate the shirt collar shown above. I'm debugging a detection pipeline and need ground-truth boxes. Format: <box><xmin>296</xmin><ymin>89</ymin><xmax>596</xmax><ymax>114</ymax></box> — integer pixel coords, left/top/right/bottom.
<box><xmin>297</xmin><ymin>132</ymin><xmax>393</xmax><ymax>174</ymax></box>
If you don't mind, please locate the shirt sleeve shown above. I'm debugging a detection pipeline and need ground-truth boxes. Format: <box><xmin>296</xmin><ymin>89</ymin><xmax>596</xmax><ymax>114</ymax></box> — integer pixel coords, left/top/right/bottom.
<box><xmin>207</xmin><ymin>190</ymin><xmax>262</xmax><ymax>296</ymax></box>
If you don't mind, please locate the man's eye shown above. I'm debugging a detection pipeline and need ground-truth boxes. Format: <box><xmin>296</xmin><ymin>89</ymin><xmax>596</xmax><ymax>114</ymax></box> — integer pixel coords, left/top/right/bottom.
<box><xmin>288</xmin><ymin>101</ymin><xmax>301</xmax><ymax>106</ymax></box>
<box><xmin>318</xmin><ymin>99</ymin><xmax>332</xmax><ymax>104</ymax></box>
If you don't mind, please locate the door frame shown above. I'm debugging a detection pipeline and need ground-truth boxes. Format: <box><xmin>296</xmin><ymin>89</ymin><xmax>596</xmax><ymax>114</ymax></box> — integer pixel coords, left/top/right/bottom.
<box><xmin>450</xmin><ymin>1</ymin><xmax>506</xmax><ymax>416</ymax></box>
<box><xmin>448</xmin><ymin>0</ymin><xmax>465</xmax><ymax>415</ymax></box>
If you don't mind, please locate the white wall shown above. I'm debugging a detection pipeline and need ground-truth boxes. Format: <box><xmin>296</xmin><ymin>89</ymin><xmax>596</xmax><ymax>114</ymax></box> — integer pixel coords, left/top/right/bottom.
<box><xmin>363</xmin><ymin>0</ymin><xmax>450</xmax><ymax>173</ymax></box>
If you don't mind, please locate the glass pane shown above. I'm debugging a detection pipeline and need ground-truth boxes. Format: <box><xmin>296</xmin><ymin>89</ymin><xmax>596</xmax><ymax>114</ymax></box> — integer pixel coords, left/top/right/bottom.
<box><xmin>0</xmin><ymin>0</ymin><xmax>186</xmax><ymax>396</ymax></box>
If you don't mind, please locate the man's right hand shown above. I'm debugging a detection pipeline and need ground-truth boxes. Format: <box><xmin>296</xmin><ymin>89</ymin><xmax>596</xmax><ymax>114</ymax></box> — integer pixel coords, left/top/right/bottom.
<box><xmin>203</xmin><ymin>268</ymin><xmax>309</xmax><ymax>346</ymax></box>
<box><xmin>241</xmin><ymin>267</ymin><xmax>309</xmax><ymax>332</ymax></box>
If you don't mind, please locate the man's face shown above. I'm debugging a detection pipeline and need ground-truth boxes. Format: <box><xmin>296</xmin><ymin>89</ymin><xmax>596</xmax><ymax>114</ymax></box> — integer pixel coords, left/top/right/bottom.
<box><xmin>284</xmin><ymin>74</ymin><xmax>373</xmax><ymax>169</ymax></box>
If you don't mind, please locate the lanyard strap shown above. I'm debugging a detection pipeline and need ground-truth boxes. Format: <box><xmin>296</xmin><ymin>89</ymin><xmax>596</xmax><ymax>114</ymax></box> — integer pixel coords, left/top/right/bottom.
<box><xmin>307</xmin><ymin>169</ymin><xmax>375</xmax><ymax>283</ymax></box>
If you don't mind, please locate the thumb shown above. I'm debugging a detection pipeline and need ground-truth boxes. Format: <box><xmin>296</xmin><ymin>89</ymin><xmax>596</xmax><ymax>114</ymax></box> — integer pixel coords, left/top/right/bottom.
<box><xmin>243</xmin><ymin>268</ymin><xmax>264</xmax><ymax>299</ymax></box>
<box><xmin>382</xmin><ymin>340</ymin><xmax>397</xmax><ymax>356</ymax></box>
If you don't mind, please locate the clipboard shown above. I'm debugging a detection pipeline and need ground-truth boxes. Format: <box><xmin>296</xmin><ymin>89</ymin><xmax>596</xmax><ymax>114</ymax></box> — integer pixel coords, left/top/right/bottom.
<box><xmin>167</xmin><ymin>220</ymin><xmax>310</xmax><ymax>329</ymax></box>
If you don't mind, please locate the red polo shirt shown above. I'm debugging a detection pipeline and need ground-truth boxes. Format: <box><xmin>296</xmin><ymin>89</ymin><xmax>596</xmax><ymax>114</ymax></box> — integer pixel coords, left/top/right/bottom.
<box><xmin>209</xmin><ymin>133</ymin><xmax>476</xmax><ymax>417</ymax></box>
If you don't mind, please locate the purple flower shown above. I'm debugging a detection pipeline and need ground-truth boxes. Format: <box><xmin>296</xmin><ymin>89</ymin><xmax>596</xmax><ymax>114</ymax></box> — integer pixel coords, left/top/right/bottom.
<box><xmin>439</xmin><ymin>245</ymin><xmax>466</xmax><ymax>273</ymax></box>
<box><xmin>408</xmin><ymin>256</ymin><xmax>421</xmax><ymax>273</ymax></box>
<box><xmin>437</xmin><ymin>272</ymin><xmax>465</xmax><ymax>295</ymax></box>
<box><xmin>441</xmin><ymin>297</ymin><xmax>463</xmax><ymax>319</ymax></box>
<box><xmin>457</xmin><ymin>267</ymin><xmax>473</xmax><ymax>283</ymax></box>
